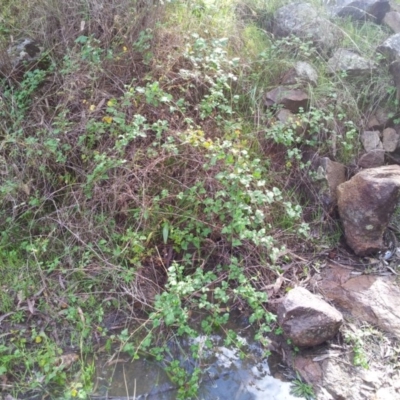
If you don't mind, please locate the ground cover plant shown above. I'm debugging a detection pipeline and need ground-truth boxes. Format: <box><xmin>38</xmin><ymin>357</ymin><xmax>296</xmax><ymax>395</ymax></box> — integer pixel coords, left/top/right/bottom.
<box><xmin>0</xmin><ymin>0</ymin><xmax>398</xmax><ymax>398</ymax></box>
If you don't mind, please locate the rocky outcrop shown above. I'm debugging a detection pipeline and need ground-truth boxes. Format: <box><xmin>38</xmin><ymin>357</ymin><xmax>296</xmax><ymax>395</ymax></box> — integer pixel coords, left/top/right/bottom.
<box><xmin>273</xmin><ymin>3</ymin><xmax>342</xmax><ymax>53</ymax></box>
<box><xmin>265</xmin><ymin>86</ymin><xmax>309</xmax><ymax>113</ymax></box>
<box><xmin>317</xmin><ymin>263</ymin><xmax>400</xmax><ymax>336</ymax></box>
<box><xmin>290</xmin><ymin>263</ymin><xmax>400</xmax><ymax>399</ymax></box>
<box><xmin>277</xmin><ymin>287</ymin><xmax>343</xmax><ymax>347</ymax></box>
<box><xmin>337</xmin><ymin>165</ymin><xmax>400</xmax><ymax>255</ymax></box>
<box><xmin>293</xmin><ymin>353</ymin><xmax>400</xmax><ymax>400</ymax></box>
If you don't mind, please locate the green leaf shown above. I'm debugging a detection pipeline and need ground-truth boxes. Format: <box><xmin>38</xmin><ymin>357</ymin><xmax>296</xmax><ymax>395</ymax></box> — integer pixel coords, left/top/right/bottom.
<box><xmin>162</xmin><ymin>222</ymin><xmax>169</xmax><ymax>244</ymax></box>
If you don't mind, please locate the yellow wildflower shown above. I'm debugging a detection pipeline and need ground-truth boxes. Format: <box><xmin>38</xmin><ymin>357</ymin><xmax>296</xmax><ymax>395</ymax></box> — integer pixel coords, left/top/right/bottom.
<box><xmin>123</xmin><ymin>46</ymin><xmax>128</xmax><ymax>52</ymax></box>
<box><xmin>107</xmin><ymin>99</ymin><xmax>115</xmax><ymax>107</ymax></box>
<box><xmin>89</xmin><ymin>104</ymin><xmax>96</xmax><ymax>112</ymax></box>
<box><xmin>71</xmin><ymin>388</ymin><xmax>78</xmax><ymax>397</ymax></box>
<box><xmin>203</xmin><ymin>139</ymin><xmax>213</xmax><ymax>149</ymax></box>
<box><xmin>35</xmin><ymin>336</ymin><xmax>42</xmax><ymax>344</ymax></box>
<box><xmin>102</xmin><ymin>116</ymin><xmax>113</xmax><ymax>124</ymax></box>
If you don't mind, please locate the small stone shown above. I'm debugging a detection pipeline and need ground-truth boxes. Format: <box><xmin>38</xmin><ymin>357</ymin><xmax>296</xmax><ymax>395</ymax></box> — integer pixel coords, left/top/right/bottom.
<box><xmin>265</xmin><ymin>86</ymin><xmax>309</xmax><ymax>113</ymax></box>
<box><xmin>281</xmin><ymin>61</ymin><xmax>318</xmax><ymax>87</ymax></box>
<box><xmin>367</xmin><ymin>108</ymin><xmax>393</xmax><ymax>130</ymax></box>
<box><xmin>314</xmin><ymin>157</ymin><xmax>347</xmax><ymax>207</ymax></box>
<box><xmin>277</xmin><ymin>287</ymin><xmax>343</xmax><ymax>347</ymax></box>
<box><xmin>275</xmin><ymin>109</ymin><xmax>307</xmax><ymax>135</ymax></box>
<box><xmin>360</xmin><ymin>130</ymin><xmax>382</xmax><ymax>152</ymax></box>
<box><xmin>382</xmin><ymin>127</ymin><xmax>400</xmax><ymax>151</ymax></box>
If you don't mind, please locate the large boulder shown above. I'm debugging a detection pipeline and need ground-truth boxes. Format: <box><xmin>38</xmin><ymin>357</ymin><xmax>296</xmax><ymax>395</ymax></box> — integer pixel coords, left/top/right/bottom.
<box><xmin>337</xmin><ymin>165</ymin><xmax>400</xmax><ymax>255</ymax></box>
<box><xmin>273</xmin><ymin>3</ymin><xmax>342</xmax><ymax>53</ymax></box>
<box><xmin>336</xmin><ymin>0</ymin><xmax>390</xmax><ymax>23</ymax></box>
<box><xmin>277</xmin><ymin>287</ymin><xmax>343</xmax><ymax>347</ymax></box>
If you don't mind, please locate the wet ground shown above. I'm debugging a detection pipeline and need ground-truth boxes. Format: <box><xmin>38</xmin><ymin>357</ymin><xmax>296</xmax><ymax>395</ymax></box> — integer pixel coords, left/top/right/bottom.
<box><xmin>90</xmin><ymin>315</ymin><xmax>303</xmax><ymax>400</ymax></box>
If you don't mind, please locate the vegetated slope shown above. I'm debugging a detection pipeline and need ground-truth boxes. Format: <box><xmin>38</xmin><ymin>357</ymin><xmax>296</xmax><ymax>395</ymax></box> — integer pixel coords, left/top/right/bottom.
<box><xmin>0</xmin><ymin>0</ymin><xmax>395</xmax><ymax>398</ymax></box>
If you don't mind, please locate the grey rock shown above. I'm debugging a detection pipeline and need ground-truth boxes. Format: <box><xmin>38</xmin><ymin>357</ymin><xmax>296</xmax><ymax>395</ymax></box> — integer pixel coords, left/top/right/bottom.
<box><xmin>336</xmin><ymin>0</ymin><xmax>390</xmax><ymax>23</ymax></box>
<box><xmin>361</xmin><ymin>130</ymin><xmax>382</xmax><ymax>151</ymax></box>
<box><xmin>358</xmin><ymin>149</ymin><xmax>385</xmax><ymax>168</ymax></box>
<box><xmin>281</xmin><ymin>61</ymin><xmax>318</xmax><ymax>87</ymax></box>
<box><xmin>265</xmin><ymin>86</ymin><xmax>310</xmax><ymax>113</ymax></box>
<box><xmin>383</xmin><ymin>10</ymin><xmax>400</xmax><ymax>32</ymax></box>
<box><xmin>337</xmin><ymin>165</ymin><xmax>400</xmax><ymax>255</ymax></box>
<box><xmin>382</xmin><ymin>127</ymin><xmax>400</xmax><ymax>151</ymax></box>
<box><xmin>327</xmin><ymin>48</ymin><xmax>376</xmax><ymax>77</ymax></box>
<box><xmin>277</xmin><ymin>287</ymin><xmax>343</xmax><ymax>347</ymax></box>
<box><xmin>377</xmin><ymin>32</ymin><xmax>400</xmax><ymax>61</ymax></box>
<box><xmin>273</xmin><ymin>3</ymin><xmax>342</xmax><ymax>53</ymax></box>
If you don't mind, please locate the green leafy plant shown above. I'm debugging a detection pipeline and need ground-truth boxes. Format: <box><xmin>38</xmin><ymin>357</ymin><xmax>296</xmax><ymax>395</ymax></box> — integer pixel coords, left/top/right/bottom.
<box><xmin>290</xmin><ymin>372</ymin><xmax>316</xmax><ymax>400</ymax></box>
<box><xmin>345</xmin><ymin>331</ymin><xmax>369</xmax><ymax>369</ymax></box>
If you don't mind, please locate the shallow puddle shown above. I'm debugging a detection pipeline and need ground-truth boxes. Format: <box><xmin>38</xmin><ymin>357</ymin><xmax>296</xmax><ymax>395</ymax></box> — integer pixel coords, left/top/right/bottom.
<box><xmin>91</xmin><ymin>315</ymin><xmax>303</xmax><ymax>399</ymax></box>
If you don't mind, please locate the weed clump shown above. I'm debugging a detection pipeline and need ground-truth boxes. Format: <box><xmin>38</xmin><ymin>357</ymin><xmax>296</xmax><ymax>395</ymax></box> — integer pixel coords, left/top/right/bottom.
<box><xmin>1</xmin><ymin>0</ymin><xmax>398</xmax><ymax>398</ymax></box>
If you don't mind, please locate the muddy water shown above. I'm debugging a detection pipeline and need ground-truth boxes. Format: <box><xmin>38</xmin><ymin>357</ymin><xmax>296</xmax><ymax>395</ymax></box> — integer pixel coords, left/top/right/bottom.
<box><xmin>92</xmin><ymin>316</ymin><xmax>303</xmax><ymax>400</ymax></box>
